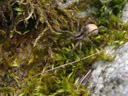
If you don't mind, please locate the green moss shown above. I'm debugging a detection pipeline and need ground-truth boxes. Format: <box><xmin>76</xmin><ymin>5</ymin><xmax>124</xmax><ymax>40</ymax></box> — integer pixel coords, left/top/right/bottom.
<box><xmin>67</xmin><ymin>0</ymin><xmax>89</xmax><ymax>11</ymax></box>
<box><xmin>90</xmin><ymin>0</ymin><xmax>103</xmax><ymax>8</ymax></box>
<box><xmin>109</xmin><ymin>0</ymin><xmax>127</xmax><ymax>15</ymax></box>
<box><xmin>0</xmin><ymin>0</ymin><xmax>128</xmax><ymax>95</ymax></box>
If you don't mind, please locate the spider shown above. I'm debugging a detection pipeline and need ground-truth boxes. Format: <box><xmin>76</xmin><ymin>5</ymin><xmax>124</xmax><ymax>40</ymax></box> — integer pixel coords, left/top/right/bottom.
<box><xmin>61</xmin><ymin>18</ymin><xmax>99</xmax><ymax>58</ymax></box>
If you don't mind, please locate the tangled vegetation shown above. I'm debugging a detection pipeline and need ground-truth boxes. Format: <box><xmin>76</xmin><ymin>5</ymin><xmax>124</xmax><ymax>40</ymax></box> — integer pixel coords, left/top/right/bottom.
<box><xmin>0</xmin><ymin>0</ymin><xmax>128</xmax><ymax>95</ymax></box>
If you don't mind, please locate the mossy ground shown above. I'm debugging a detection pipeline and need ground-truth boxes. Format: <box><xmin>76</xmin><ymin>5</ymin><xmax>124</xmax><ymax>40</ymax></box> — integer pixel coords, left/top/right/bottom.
<box><xmin>0</xmin><ymin>0</ymin><xmax>128</xmax><ymax>95</ymax></box>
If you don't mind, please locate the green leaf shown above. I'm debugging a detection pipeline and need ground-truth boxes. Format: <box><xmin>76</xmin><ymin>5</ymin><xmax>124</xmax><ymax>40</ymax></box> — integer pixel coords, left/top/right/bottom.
<box><xmin>14</xmin><ymin>7</ymin><xmax>23</xmax><ymax>12</ymax></box>
<box><xmin>19</xmin><ymin>93</ymin><xmax>25</xmax><ymax>96</ymax></box>
<box><xmin>23</xmin><ymin>30</ymin><xmax>30</xmax><ymax>35</ymax></box>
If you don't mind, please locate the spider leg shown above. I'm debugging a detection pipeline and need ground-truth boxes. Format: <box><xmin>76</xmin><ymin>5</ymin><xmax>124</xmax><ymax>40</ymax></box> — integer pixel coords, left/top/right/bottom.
<box><xmin>62</xmin><ymin>37</ymin><xmax>74</xmax><ymax>48</ymax></box>
<box><xmin>79</xmin><ymin>41</ymin><xmax>82</xmax><ymax>59</ymax></box>
<box><xmin>86</xmin><ymin>36</ymin><xmax>96</xmax><ymax>49</ymax></box>
<box><xmin>87</xmin><ymin>28</ymin><xmax>99</xmax><ymax>36</ymax></box>
<box><xmin>77</xmin><ymin>19</ymin><xmax>80</xmax><ymax>32</ymax></box>
<box><xmin>98</xmin><ymin>26</ymin><xmax>113</xmax><ymax>33</ymax></box>
<box><xmin>88</xmin><ymin>26</ymin><xmax>108</xmax><ymax>36</ymax></box>
<box><xmin>70</xmin><ymin>41</ymin><xmax>80</xmax><ymax>58</ymax></box>
<box><xmin>59</xmin><ymin>30</ymin><xmax>74</xmax><ymax>35</ymax></box>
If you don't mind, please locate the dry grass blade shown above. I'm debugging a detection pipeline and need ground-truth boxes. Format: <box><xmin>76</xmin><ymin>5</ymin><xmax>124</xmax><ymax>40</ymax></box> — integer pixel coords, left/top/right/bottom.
<box><xmin>43</xmin><ymin>51</ymin><xmax>100</xmax><ymax>73</ymax></box>
<box><xmin>20</xmin><ymin>51</ymin><xmax>101</xmax><ymax>83</ymax></box>
<box><xmin>33</xmin><ymin>27</ymin><xmax>49</xmax><ymax>47</ymax></box>
<box><xmin>76</xmin><ymin>69</ymin><xmax>93</xmax><ymax>89</ymax></box>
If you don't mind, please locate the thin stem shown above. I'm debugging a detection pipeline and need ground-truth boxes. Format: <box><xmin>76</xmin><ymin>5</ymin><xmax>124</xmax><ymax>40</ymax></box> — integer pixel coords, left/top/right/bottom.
<box><xmin>20</xmin><ymin>51</ymin><xmax>101</xmax><ymax>83</ymax></box>
<box><xmin>79</xmin><ymin>41</ymin><xmax>82</xmax><ymax>59</ymax></box>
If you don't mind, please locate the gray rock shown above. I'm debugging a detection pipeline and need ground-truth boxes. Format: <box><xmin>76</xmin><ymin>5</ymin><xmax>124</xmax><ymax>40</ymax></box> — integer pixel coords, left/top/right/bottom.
<box><xmin>75</xmin><ymin>8</ymin><xmax>97</xmax><ymax>18</ymax></box>
<box><xmin>121</xmin><ymin>1</ymin><xmax>128</xmax><ymax>24</ymax></box>
<box><xmin>57</xmin><ymin>0</ymin><xmax>79</xmax><ymax>8</ymax></box>
<box><xmin>57</xmin><ymin>0</ymin><xmax>97</xmax><ymax>18</ymax></box>
<box><xmin>88</xmin><ymin>42</ymin><xmax>128</xmax><ymax>96</ymax></box>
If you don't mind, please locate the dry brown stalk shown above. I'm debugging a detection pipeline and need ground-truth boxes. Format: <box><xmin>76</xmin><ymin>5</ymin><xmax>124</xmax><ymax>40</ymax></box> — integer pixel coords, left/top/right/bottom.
<box><xmin>20</xmin><ymin>51</ymin><xmax>101</xmax><ymax>83</ymax></box>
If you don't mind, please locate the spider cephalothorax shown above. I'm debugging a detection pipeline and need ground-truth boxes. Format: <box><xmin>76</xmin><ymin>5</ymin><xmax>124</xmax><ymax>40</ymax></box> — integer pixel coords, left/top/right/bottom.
<box><xmin>61</xmin><ymin>18</ymin><xmax>99</xmax><ymax>57</ymax></box>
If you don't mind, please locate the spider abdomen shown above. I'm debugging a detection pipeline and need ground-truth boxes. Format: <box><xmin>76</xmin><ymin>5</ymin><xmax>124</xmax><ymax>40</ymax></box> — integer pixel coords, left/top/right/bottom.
<box><xmin>83</xmin><ymin>24</ymin><xmax>99</xmax><ymax>36</ymax></box>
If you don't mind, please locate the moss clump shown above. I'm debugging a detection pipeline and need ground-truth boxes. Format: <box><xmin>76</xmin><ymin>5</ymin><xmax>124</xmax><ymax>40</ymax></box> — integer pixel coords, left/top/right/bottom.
<box><xmin>0</xmin><ymin>0</ymin><xmax>77</xmax><ymax>67</ymax></box>
<box><xmin>0</xmin><ymin>0</ymin><xmax>128</xmax><ymax>96</ymax></box>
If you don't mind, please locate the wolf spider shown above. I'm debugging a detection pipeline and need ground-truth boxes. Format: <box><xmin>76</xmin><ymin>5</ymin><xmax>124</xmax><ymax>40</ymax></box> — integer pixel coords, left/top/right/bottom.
<box><xmin>61</xmin><ymin>18</ymin><xmax>100</xmax><ymax>58</ymax></box>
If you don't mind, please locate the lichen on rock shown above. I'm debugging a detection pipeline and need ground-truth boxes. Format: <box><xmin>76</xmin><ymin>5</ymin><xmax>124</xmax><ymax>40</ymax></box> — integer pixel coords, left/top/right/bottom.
<box><xmin>88</xmin><ymin>42</ymin><xmax>128</xmax><ymax>96</ymax></box>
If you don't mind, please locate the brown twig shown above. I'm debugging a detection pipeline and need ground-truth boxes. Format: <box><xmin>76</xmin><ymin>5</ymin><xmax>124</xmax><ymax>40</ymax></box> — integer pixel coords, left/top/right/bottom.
<box><xmin>76</xmin><ymin>69</ymin><xmax>93</xmax><ymax>89</ymax></box>
<box><xmin>20</xmin><ymin>51</ymin><xmax>101</xmax><ymax>83</ymax></box>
